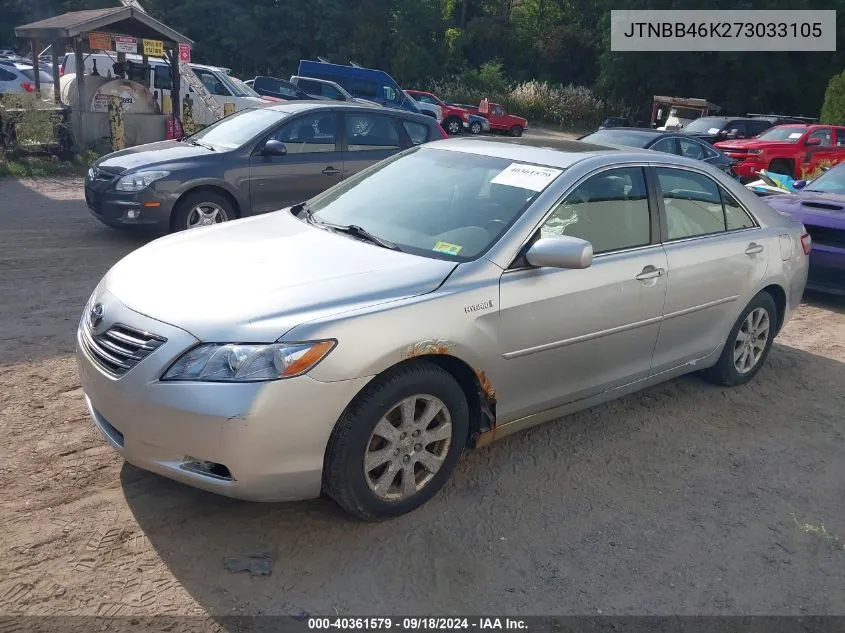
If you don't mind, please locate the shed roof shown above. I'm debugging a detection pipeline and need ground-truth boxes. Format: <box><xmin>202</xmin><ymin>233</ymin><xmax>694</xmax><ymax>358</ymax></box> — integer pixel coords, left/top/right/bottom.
<box><xmin>15</xmin><ymin>6</ymin><xmax>193</xmax><ymax>46</ymax></box>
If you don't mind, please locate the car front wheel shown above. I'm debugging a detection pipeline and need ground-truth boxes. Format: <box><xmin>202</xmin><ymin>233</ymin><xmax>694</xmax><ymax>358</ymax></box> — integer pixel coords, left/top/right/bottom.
<box><xmin>470</xmin><ymin>121</ymin><xmax>483</xmax><ymax>134</ymax></box>
<box><xmin>445</xmin><ymin>118</ymin><xmax>462</xmax><ymax>135</ymax></box>
<box><xmin>322</xmin><ymin>362</ymin><xmax>469</xmax><ymax>521</ymax></box>
<box><xmin>172</xmin><ymin>190</ymin><xmax>234</xmax><ymax>232</ymax></box>
<box><xmin>701</xmin><ymin>291</ymin><xmax>777</xmax><ymax>386</ymax></box>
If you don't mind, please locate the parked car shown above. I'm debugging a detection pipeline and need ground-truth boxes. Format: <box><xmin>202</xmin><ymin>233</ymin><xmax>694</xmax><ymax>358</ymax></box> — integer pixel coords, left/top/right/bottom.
<box><xmin>466</xmin><ymin>113</ymin><xmax>491</xmax><ymax>135</ymax></box>
<box><xmin>598</xmin><ymin>117</ymin><xmax>631</xmax><ymax>130</ymax></box>
<box><xmin>251</xmin><ymin>75</ymin><xmax>315</xmax><ymax>101</ymax></box>
<box><xmin>760</xmin><ymin>162</ymin><xmax>845</xmax><ymax>295</ymax></box>
<box><xmin>405</xmin><ymin>90</ymin><xmax>469</xmax><ymax>135</ymax></box>
<box><xmin>715</xmin><ymin>124</ymin><xmax>845</xmax><ymax>182</ymax></box>
<box><xmin>0</xmin><ymin>62</ymin><xmax>54</xmax><ymax>101</ymax></box>
<box><xmin>0</xmin><ymin>49</ymin><xmax>18</xmax><ymax>58</ymax></box>
<box><xmin>289</xmin><ymin>75</ymin><xmax>379</xmax><ymax>106</ymax></box>
<box><xmin>404</xmin><ymin>91</ymin><xmax>441</xmax><ymax>122</ymax></box>
<box><xmin>297</xmin><ymin>59</ymin><xmax>421</xmax><ymax>114</ymax></box>
<box><xmin>77</xmin><ymin>137</ymin><xmax>809</xmax><ymax>520</ymax></box>
<box><xmin>681</xmin><ymin>116</ymin><xmax>777</xmax><ymax>144</ymax></box>
<box><xmin>578</xmin><ymin>128</ymin><xmax>737</xmax><ymax>175</ymax></box>
<box><xmin>84</xmin><ymin>102</ymin><xmax>446</xmax><ymax>233</ymax></box>
<box><xmin>463</xmin><ymin>101</ymin><xmax>528</xmax><ymax>136</ymax></box>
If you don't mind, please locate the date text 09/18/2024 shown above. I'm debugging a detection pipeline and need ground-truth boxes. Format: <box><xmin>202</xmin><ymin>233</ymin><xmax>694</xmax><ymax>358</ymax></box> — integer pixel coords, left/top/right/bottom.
<box><xmin>307</xmin><ymin>618</ymin><xmax>528</xmax><ymax>631</ymax></box>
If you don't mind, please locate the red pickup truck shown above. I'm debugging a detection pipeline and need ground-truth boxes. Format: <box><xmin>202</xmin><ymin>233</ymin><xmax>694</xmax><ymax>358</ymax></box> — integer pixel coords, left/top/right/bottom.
<box><xmin>405</xmin><ymin>90</ymin><xmax>470</xmax><ymax>135</ymax></box>
<box><xmin>714</xmin><ymin>123</ymin><xmax>845</xmax><ymax>181</ymax></box>
<box><xmin>466</xmin><ymin>100</ymin><xmax>528</xmax><ymax>137</ymax></box>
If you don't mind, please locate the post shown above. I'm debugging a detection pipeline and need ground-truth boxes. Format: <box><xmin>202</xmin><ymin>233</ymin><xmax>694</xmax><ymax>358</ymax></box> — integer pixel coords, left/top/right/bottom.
<box><xmin>169</xmin><ymin>47</ymin><xmax>181</xmax><ymax>118</ymax></box>
<box><xmin>117</xmin><ymin>51</ymin><xmax>126</xmax><ymax>79</ymax></box>
<box><xmin>73</xmin><ymin>36</ymin><xmax>85</xmax><ymax>144</ymax></box>
<box><xmin>50</xmin><ymin>40</ymin><xmax>62</xmax><ymax>105</ymax></box>
<box><xmin>108</xmin><ymin>95</ymin><xmax>125</xmax><ymax>150</ymax></box>
<box><xmin>182</xmin><ymin>93</ymin><xmax>194</xmax><ymax>134</ymax></box>
<box><xmin>30</xmin><ymin>39</ymin><xmax>41</xmax><ymax>98</ymax></box>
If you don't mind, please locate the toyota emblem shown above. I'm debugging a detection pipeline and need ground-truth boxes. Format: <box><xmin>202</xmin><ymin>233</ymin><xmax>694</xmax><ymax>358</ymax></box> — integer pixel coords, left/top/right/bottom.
<box><xmin>90</xmin><ymin>303</ymin><xmax>104</xmax><ymax>329</ymax></box>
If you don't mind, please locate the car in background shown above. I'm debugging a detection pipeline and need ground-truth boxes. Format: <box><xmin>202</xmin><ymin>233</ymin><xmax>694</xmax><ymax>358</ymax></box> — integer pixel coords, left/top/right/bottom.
<box><xmin>297</xmin><ymin>59</ymin><xmax>421</xmax><ymax>114</ymax></box>
<box><xmin>404</xmin><ymin>91</ymin><xmax>441</xmax><ymax>123</ymax></box>
<box><xmin>77</xmin><ymin>136</ymin><xmax>809</xmax><ymax>520</ymax></box>
<box><xmin>681</xmin><ymin>116</ymin><xmax>776</xmax><ymax>144</ymax></box>
<box><xmin>465</xmin><ymin>113</ymin><xmax>490</xmax><ymax>135</ymax></box>
<box><xmin>405</xmin><ymin>90</ymin><xmax>469</xmax><ymax>135</ymax></box>
<box><xmin>289</xmin><ymin>75</ymin><xmax>380</xmax><ymax>106</ymax></box>
<box><xmin>463</xmin><ymin>101</ymin><xmax>528</xmax><ymax>137</ymax></box>
<box><xmin>84</xmin><ymin>102</ymin><xmax>446</xmax><ymax>233</ymax></box>
<box><xmin>0</xmin><ymin>49</ymin><xmax>18</xmax><ymax>58</ymax></box>
<box><xmin>761</xmin><ymin>162</ymin><xmax>845</xmax><ymax>295</ymax></box>
<box><xmin>578</xmin><ymin>128</ymin><xmax>736</xmax><ymax>176</ymax></box>
<box><xmin>251</xmin><ymin>76</ymin><xmax>316</xmax><ymax>101</ymax></box>
<box><xmin>714</xmin><ymin>124</ymin><xmax>845</xmax><ymax>182</ymax></box>
<box><xmin>598</xmin><ymin>117</ymin><xmax>631</xmax><ymax>130</ymax></box>
<box><xmin>0</xmin><ymin>62</ymin><xmax>55</xmax><ymax>101</ymax></box>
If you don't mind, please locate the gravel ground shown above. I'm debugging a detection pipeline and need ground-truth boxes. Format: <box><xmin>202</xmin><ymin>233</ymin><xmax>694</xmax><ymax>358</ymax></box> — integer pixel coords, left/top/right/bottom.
<box><xmin>0</xmin><ymin>175</ymin><xmax>844</xmax><ymax>623</ymax></box>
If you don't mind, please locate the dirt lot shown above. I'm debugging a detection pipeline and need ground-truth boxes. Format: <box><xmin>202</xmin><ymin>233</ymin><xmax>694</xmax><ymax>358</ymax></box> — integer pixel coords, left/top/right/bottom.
<box><xmin>1</xmin><ymin>175</ymin><xmax>844</xmax><ymax>622</ymax></box>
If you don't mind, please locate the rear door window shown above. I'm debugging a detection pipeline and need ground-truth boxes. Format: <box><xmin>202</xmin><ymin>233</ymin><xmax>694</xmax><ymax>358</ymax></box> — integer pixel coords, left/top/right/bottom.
<box><xmin>655</xmin><ymin>168</ymin><xmax>727</xmax><ymax>240</ymax></box>
<box><xmin>345</xmin><ymin>113</ymin><xmax>401</xmax><ymax>151</ymax></box>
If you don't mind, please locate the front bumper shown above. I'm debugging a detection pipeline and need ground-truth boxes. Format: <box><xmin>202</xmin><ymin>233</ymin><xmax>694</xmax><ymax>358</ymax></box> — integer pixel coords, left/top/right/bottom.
<box><xmin>728</xmin><ymin>158</ymin><xmax>766</xmax><ymax>182</ymax></box>
<box><xmin>76</xmin><ymin>290</ymin><xmax>372</xmax><ymax>502</ymax></box>
<box><xmin>84</xmin><ymin>176</ymin><xmax>175</xmax><ymax>232</ymax></box>
<box><xmin>806</xmin><ymin>246</ymin><xmax>845</xmax><ymax>295</ymax></box>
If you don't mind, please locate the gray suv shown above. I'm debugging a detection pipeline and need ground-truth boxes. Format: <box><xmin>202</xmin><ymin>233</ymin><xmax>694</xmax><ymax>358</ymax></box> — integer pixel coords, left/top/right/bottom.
<box><xmin>84</xmin><ymin>102</ymin><xmax>446</xmax><ymax>233</ymax></box>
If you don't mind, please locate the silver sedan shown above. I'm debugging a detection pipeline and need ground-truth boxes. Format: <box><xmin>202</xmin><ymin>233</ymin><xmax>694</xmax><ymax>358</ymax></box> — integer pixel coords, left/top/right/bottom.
<box><xmin>76</xmin><ymin>137</ymin><xmax>810</xmax><ymax>520</ymax></box>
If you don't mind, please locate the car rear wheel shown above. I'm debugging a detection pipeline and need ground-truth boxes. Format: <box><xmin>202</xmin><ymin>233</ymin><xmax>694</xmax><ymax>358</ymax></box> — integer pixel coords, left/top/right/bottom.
<box><xmin>470</xmin><ymin>121</ymin><xmax>483</xmax><ymax>134</ymax></box>
<box><xmin>701</xmin><ymin>291</ymin><xmax>777</xmax><ymax>387</ymax></box>
<box><xmin>445</xmin><ymin>117</ymin><xmax>462</xmax><ymax>135</ymax></box>
<box><xmin>322</xmin><ymin>362</ymin><xmax>469</xmax><ymax>521</ymax></box>
<box><xmin>172</xmin><ymin>190</ymin><xmax>234</xmax><ymax>232</ymax></box>
<box><xmin>509</xmin><ymin>125</ymin><xmax>523</xmax><ymax>137</ymax></box>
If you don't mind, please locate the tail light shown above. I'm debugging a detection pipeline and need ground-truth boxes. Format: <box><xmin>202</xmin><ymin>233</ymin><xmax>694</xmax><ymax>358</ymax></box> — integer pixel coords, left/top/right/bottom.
<box><xmin>800</xmin><ymin>233</ymin><xmax>812</xmax><ymax>255</ymax></box>
<box><xmin>59</xmin><ymin>60</ymin><xmax>66</xmax><ymax>75</ymax></box>
<box><xmin>21</xmin><ymin>82</ymin><xmax>35</xmax><ymax>93</ymax></box>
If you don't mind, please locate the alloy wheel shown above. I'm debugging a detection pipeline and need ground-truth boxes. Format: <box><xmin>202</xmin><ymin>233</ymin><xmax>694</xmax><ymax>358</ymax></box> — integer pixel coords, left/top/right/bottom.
<box><xmin>186</xmin><ymin>202</ymin><xmax>228</xmax><ymax>229</ymax></box>
<box><xmin>733</xmin><ymin>307</ymin><xmax>770</xmax><ymax>374</ymax></box>
<box><xmin>363</xmin><ymin>394</ymin><xmax>452</xmax><ymax>501</ymax></box>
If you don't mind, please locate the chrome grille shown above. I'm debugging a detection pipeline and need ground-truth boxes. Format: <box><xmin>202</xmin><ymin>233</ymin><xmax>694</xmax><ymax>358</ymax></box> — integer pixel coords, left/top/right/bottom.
<box><xmin>80</xmin><ymin>317</ymin><xmax>166</xmax><ymax>377</ymax></box>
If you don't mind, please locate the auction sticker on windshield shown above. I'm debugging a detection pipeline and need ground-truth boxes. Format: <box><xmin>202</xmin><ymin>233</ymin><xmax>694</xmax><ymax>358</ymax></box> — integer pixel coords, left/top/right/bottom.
<box><xmin>789</xmin><ymin>132</ymin><xmax>803</xmax><ymax>139</ymax></box>
<box><xmin>432</xmin><ymin>241</ymin><xmax>463</xmax><ymax>256</ymax></box>
<box><xmin>491</xmin><ymin>163</ymin><xmax>563</xmax><ymax>191</ymax></box>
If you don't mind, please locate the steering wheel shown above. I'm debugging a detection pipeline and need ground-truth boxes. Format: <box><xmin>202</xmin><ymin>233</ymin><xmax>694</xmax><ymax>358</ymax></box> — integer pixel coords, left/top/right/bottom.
<box><xmin>485</xmin><ymin>219</ymin><xmax>507</xmax><ymax>237</ymax></box>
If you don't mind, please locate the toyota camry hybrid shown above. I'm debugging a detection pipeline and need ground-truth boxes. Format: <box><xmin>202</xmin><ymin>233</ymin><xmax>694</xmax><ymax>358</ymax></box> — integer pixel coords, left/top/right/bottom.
<box><xmin>77</xmin><ymin>138</ymin><xmax>810</xmax><ymax>520</ymax></box>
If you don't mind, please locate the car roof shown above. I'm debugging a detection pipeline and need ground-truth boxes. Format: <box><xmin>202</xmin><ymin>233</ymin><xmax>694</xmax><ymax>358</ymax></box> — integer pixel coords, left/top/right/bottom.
<box><xmin>425</xmin><ymin>137</ymin><xmax>624</xmax><ymax>168</ymax></box>
<box><xmin>258</xmin><ymin>100</ymin><xmax>432</xmax><ymax>119</ymax></box>
<box><xmin>586</xmin><ymin>127</ymin><xmax>667</xmax><ymax>137</ymax></box>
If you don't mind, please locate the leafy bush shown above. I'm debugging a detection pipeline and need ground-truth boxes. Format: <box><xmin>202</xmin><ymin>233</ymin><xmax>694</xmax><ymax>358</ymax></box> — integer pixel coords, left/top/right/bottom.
<box><xmin>428</xmin><ymin>72</ymin><xmax>616</xmax><ymax>131</ymax></box>
<box><xmin>0</xmin><ymin>93</ymin><xmax>63</xmax><ymax>149</ymax></box>
<box><xmin>820</xmin><ymin>70</ymin><xmax>845</xmax><ymax>125</ymax></box>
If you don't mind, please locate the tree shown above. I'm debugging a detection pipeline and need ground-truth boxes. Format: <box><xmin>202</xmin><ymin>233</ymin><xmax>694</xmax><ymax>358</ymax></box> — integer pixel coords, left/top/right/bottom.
<box><xmin>821</xmin><ymin>71</ymin><xmax>845</xmax><ymax>125</ymax></box>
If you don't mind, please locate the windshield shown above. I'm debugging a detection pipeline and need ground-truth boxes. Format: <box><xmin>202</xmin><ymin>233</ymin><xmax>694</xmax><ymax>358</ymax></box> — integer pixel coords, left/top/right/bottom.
<box><xmin>756</xmin><ymin>126</ymin><xmax>807</xmax><ymax>142</ymax></box>
<box><xmin>804</xmin><ymin>164</ymin><xmax>845</xmax><ymax>193</ymax></box>
<box><xmin>306</xmin><ymin>147</ymin><xmax>563</xmax><ymax>261</ymax></box>
<box><xmin>229</xmin><ymin>76</ymin><xmax>260</xmax><ymax>97</ymax></box>
<box><xmin>190</xmin><ymin>107</ymin><xmax>289</xmax><ymax>149</ymax></box>
<box><xmin>580</xmin><ymin>130</ymin><xmax>652</xmax><ymax>148</ymax></box>
<box><xmin>683</xmin><ymin>117</ymin><xmax>727</xmax><ymax>134</ymax></box>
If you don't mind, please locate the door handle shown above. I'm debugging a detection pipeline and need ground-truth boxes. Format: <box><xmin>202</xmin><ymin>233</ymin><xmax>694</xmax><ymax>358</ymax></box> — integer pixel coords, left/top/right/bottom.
<box><xmin>635</xmin><ymin>266</ymin><xmax>665</xmax><ymax>281</ymax></box>
<box><xmin>322</xmin><ymin>166</ymin><xmax>340</xmax><ymax>175</ymax></box>
<box><xmin>745</xmin><ymin>243</ymin><xmax>764</xmax><ymax>255</ymax></box>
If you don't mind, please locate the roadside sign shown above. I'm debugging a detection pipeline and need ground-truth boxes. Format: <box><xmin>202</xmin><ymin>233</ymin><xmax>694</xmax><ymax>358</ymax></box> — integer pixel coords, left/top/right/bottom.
<box><xmin>178</xmin><ymin>43</ymin><xmax>191</xmax><ymax>62</ymax></box>
<box><xmin>88</xmin><ymin>32</ymin><xmax>112</xmax><ymax>50</ymax></box>
<box><xmin>115</xmin><ymin>35</ymin><xmax>137</xmax><ymax>54</ymax></box>
<box><xmin>143</xmin><ymin>39</ymin><xmax>164</xmax><ymax>56</ymax></box>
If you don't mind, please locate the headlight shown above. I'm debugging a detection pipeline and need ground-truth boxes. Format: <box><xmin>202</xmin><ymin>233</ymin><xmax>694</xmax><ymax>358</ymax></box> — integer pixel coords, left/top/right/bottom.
<box><xmin>115</xmin><ymin>170</ymin><xmax>170</xmax><ymax>192</ymax></box>
<box><xmin>161</xmin><ymin>341</ymin><xmax>336</xmax><ymax>382</ymax></box>
<box><xmin>747</xmin><ymin>149</ymin><xmax>763</xmax><ymax>155</ymax></box>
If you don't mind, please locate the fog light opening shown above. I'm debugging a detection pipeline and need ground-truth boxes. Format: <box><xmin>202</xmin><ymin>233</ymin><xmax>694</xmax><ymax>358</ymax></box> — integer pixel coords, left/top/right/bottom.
<box><xmin>125</xmin><ymin>208</ymin><xmax>140</xmax><ymax>219</ymax></box>
<box><xmin>180</xmin><ymin>456</ymin><xmax>233</xmax><ymax>481</ymax></box>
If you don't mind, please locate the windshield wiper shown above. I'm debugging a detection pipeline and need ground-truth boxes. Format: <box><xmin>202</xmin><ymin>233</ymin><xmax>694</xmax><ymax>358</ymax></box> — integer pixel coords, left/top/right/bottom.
<box><xmin>188</xmin><ymin>139</ymin><xmax>216</xmax><ymax>151</ymax></box>
<box><xmin>293</xmin><ymin>203</ymin><xmax>400</xmax><ymax>251</ymax></box>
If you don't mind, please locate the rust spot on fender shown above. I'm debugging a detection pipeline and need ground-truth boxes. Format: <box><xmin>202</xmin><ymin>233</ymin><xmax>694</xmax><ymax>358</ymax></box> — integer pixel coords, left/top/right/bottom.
<box><xmin>475</xmin><ymin>369</ymin><xmax>496</xmax><ymax>401</ymax></box>
<box><xmin>403</xmin><ymin>339</ymin><xmax>454</xmax><ymax>359</ymax></box>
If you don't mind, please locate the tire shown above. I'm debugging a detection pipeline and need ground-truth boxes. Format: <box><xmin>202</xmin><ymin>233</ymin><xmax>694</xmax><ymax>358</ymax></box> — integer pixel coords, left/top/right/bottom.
<box><xmin>445</xmin><ymin>117</ymin><xmax>462</xmax><ymax>135</ymax></box>
<box><xmin>509</xmin><ymin>125</ymin><xmax>523</xmax><ymax>137</ymax></box>
<box><xmin>322</xmin><ymin>362</ymin><xmax>469</xmax><ymax>521</ymax></box>
<box><xmin>700</xmin><ymin>291</ymin><xmax>778</xmax><ymax>387</ymax></box>
<box><xmin>171</xmin><ymin>190</ymin><xmax>234</xmax><ymax>232</ymax></box>
<box><xmin>470</xmin><ymin>121</ymin><xmax>483</xmax><ymax>135</ymax></box>
<box><xmin>767</xmin><ymin>159</ymin><xmax>793</xmax><ymax>178</ymax></box>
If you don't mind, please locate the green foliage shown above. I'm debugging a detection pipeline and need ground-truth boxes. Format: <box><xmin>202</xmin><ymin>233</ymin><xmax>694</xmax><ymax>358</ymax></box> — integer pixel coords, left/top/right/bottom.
<box><xmin>820</xmin><ymin>71</ymin><xmax>845</xmax><ymax>126</ymax></box>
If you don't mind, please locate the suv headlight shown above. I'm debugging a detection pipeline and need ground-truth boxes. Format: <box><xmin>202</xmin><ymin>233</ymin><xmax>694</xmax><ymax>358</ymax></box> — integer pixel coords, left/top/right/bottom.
<box><xmin>115</xmin><ymin>170</ymin><xmax>170</xmax><ymax>192</ymax></box>
<box><xmin>161</xmin><ymin>341</ymin><xmax>336</xmax><ymax>382</ymax></box>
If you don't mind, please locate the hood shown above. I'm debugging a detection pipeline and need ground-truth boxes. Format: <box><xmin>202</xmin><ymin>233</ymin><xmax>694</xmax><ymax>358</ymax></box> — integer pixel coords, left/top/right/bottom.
<box><xmin>714</xmin><ymin>138</ymin><xmax>796</xmax><ymax>151</ymax></box>
<box><xmin>103</xmin><ymin>210</ymin><xmax>458</xmax><ymax>342</ymax></box>
<box><xmin>764</xmin><ymin>191</ymin><xmax>845</xmax><ymax>228</ymax></box>
<box><xmin>96</xmin><ymin>140</ymin><xmax>216</xmax><ymax>174</ymax></box>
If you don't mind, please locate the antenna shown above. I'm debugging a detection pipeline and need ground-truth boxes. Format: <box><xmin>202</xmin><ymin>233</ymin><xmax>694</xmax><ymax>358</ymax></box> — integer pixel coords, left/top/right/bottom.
<box><xmin>317</xmin><ymin>56</ymin><xmax>331</xmax><ymax>63</ymax></box>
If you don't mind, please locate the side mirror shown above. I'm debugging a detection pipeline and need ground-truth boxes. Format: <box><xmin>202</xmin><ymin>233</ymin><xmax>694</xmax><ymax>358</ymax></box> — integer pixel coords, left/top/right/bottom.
<box><xmin>805</xmin><ymin>136</ymin><xmax>821</xmax><ymax>146</ymax></box>
<box><xmin>262</xmin><ymin>139</ymin><xmax>287</xmax><ymax>156</ymax></box>
<box><xmin>525</xmin><ymin>236</ymin><xmax>593</xmax><ymax>269</ymax></box>
<box><xmin>793</xmin><ymin>179</ymin><xmax>807</xmax><ymax>190</ymax></box>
